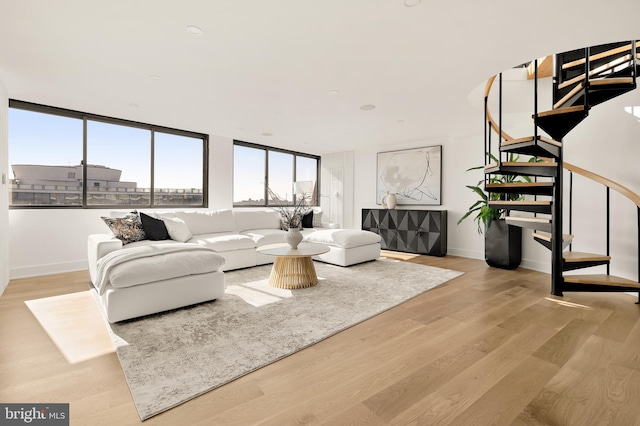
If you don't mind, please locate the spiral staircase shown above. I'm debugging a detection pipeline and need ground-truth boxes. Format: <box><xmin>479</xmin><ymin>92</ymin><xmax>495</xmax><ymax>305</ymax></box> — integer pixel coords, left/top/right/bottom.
<box><xmin>484</xmin><ymin>40</ymin><xmax>640</xmax><ymax>302</ymax></box>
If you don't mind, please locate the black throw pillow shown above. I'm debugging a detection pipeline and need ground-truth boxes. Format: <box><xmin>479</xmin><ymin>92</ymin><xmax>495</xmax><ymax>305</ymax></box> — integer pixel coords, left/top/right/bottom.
<box><xmin>301</xmin><ymin>211</ymin><xmax>314</xmax><ymax>229</ymax></box>
<box><xmin>140</xmin><ymin>212</ymin><xmax>170</xmax><ymax>241</ymax></box>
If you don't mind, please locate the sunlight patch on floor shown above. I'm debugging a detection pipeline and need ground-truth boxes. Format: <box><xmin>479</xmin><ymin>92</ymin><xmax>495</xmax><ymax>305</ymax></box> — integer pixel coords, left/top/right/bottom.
<box><xmin>544</xmin><ymin>297</ymin><xmax>593</xmax><ymax>310</ymax></box>
<box><xmin>381</xmin><ymin>250</ymin><xmax>421</xmax><ymax>262</ymax></box>
<box><xmin>226</xmin><ymin>280</ymin><xmax>294</xmax><ymax>307</ymax></box>
<box><xmin>25</xmin><ymin>291</ymin><xmax>115</xmax><ymax>364</ymax></box>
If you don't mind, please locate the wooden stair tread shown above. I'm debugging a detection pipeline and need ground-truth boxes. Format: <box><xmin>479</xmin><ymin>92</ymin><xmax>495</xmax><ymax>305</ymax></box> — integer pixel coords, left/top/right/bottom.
<box><xmin>491</xmin><ymin>201</ymin><xmax>551</xmax><ymax>206</ymax></box>
<box><xmin>564</xmin><ymin>274</ymin><xmax>640</xmax><ymax>289</ymax></box>
<box><xmin>487</xmin><ymin>182</ymin><xmax>553</xmax><ymax>188</ymax></box>
<box><xmin>563</xmin><ymin>251</ymin><xmax>611</xmax><ymax>262</ymax></box>
<box><xmin>501</xmin><ymin>135</ymin><xmax>561</xmax><ymax>148</ymax></box>
<box><xmin>537</xmin><ymin>105</ymin><xmax>586</xmax><ymax>118</ymax></box>
<box><xmin>532</xmin><ymin>232</ymin><xmax>573</xmax><ymax>242</ymax></box>
<box><xmin>506</xmin><ymin>216</ymin><xmax>550</xmax><ymax>223</ymax></box>
<box><xmin>562</xmin><ymin>43</ymin><xmax>635</xmax><ymax>69</ymax></box>
<box><xmin>485</xmin><ymin>162</ymin><xmax>556</xmax><ymax>169</ymax></box>
<box><xmin>558</xmin><ymin>54</ymin><xmax>634</xmax><ymax>89</ymax></box>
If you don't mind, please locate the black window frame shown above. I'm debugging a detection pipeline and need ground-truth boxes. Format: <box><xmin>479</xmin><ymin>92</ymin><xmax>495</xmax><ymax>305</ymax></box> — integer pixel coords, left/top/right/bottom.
<box><xmin>232</xmin><ymin>140</ymin><xmax>320</xmax><ymax>207</ymax></box>
<box><xmin>8</xmin><ymin>100</ymin><xmax>209</xmax><ymax>209</ymax></box>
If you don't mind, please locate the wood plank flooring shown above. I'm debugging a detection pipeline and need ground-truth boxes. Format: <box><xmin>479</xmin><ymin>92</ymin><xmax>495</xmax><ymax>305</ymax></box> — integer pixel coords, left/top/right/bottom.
<box><xmin>1</xmin><ymin>252</ymin><xmax>639</xmax><ymax>425</ymax></box>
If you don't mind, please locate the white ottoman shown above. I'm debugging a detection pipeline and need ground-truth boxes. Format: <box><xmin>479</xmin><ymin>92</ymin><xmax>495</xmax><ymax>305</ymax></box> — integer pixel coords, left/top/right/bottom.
<box><xmin>303</xmin><ymin>229</ymin><xmax>381</xmax><ymax>266</ymax></box>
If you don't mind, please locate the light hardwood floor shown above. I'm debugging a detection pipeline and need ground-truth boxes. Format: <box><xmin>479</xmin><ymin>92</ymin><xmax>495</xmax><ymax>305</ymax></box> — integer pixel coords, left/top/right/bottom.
<box><xmin>1</xmin><ymin>253</ymin><xmax>640</xmax><ymax>425</ymax></box>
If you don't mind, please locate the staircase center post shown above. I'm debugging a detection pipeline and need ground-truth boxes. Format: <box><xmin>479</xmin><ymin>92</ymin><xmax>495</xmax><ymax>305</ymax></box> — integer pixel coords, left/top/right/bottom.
<box><xmin>551</xmin><ymin>152</ymin><xmax>564</xmax><ymax>296</ymax></box>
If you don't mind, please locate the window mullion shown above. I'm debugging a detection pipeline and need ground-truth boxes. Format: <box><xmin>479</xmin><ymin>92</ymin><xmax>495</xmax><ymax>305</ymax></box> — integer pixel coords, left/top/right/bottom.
<box><xmin>150</xmin><ymin>129</ymin><xmax>155</xmax><ymax>208</ymax></box>
<box><xmin>82</xmin><ymin>116</ymin><xmax>87</xmax><ymax>207</ymax></box>
<box><xmin>264</xmin><ymin>148</ymin><xmax>269</xmax><ymax>207</ymax></box>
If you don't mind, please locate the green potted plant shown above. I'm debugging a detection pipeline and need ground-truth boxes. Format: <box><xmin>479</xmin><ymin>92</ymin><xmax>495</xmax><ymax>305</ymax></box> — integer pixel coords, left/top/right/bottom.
<box><xmin>458</xmin><ymin>152</ymin><xmax>532</xmax><ymax>269</ymax></box>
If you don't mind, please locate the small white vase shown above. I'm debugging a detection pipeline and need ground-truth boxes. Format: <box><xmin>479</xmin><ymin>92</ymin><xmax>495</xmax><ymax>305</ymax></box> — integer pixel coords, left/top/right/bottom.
<box><xmin>285</xmin><ymin>227</ymin><xmax>303</xmax><ymax>249</ymax></box>
<box><xmin>386</xmin><ymin>192</ymin><xmax>397</xmax><ymax>209</ymax></box>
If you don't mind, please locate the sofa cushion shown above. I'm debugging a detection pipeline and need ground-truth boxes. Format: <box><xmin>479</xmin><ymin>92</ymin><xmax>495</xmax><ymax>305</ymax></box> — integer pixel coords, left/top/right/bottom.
<box><xmin>174</xmin><ymin>210</ymin><xmax>236</xmax><ymax>235</ymax></box>
<box><xmin>108</xmin><ymin>249</ymin><xmax>225</xmax><ymax>289</ymax></box>
<box><xmin>162</xmin><ymin>217</ymin><xmax>193</xmax><ymax>242</ymax></box>
<box><xmin>304</xmin><ymin>229</ymin><xmax>381</xmax><ymax>249</ymax></box>
<box><xmin>241</xmin><ymin>229</ymin><xmax>286</xmax><ymax>247</ymax></box>
<box><xmin>234</xmin><ymin>210</ymin><xmax>281</xmax><ymax>232</ymax></box>
<box><xmin>191</xmin><ymin>232</ymin><xmax>257</xmax><ymax>252</ymax></box>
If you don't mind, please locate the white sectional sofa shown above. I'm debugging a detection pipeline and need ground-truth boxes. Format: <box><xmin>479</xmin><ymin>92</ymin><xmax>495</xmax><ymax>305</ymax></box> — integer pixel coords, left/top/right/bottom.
<box><xmin>88</xmin><ymin>209</ymin><xmax>381</xmax><ymax>322</ymax></box>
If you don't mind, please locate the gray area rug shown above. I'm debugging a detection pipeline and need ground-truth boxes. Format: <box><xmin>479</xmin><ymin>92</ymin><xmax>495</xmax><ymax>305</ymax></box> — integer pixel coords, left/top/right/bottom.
<box><xmin>98</xmin><ymin>258</ymin><xmax>463</xmax><ymax>420</ymax></box>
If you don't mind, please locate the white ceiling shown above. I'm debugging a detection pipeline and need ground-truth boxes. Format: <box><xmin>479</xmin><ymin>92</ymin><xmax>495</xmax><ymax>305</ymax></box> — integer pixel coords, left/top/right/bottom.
<box><xmin>1</xmin><ymin>1</ymin><xmax>638</xmax><ymax>154</ymax></box>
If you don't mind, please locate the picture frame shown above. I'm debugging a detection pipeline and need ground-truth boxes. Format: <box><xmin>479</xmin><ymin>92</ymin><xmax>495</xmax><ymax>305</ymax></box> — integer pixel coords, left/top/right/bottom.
<box><xmin>376</xmin><ymin>145</ymin><xmax>442</xmax><ymax>206</ymax></box>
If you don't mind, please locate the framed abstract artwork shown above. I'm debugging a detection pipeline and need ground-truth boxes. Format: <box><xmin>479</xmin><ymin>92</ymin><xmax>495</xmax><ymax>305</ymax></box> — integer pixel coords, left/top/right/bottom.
<box><xmin>376</xmin><ymin>145</ymin><xmax>442</xmax><ymax>206</ymax></box>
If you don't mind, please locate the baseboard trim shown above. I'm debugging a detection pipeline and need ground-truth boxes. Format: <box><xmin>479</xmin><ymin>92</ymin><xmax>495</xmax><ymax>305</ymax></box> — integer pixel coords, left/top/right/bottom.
<box><xmin>10</xmin><ymin>260</ymin><xmax>87</xmax><ymax>280</ymax></box>
<box><xmin>447</xmin><ymin>247</ymin><xmax>483</xmax><ymax>260</ymax></box>
<box><xmin>520</xmin><ymin>258</ymin><xmax>551</xmax><ymax>274</ymax></box>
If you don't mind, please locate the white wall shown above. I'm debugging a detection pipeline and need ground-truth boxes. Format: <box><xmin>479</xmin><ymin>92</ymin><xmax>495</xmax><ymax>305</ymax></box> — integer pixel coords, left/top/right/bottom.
<box><xmin>350</xmin><ymin>135</ymin><xmax>486</xmax><ymax>263</ymax></box>
<box><xmin>0</xmin><ymin>75</ymin><xmax>9</xmax><ymax>295</ymax></box>
<box><xmin>560</xmin><ymin>90</ymin><xmax>640</xmax><ymax>281</ymax></box>
<box><xmin>320</xmin><ymin>151</ymin><xmax>354</xmax><ymax>229</ymax></box>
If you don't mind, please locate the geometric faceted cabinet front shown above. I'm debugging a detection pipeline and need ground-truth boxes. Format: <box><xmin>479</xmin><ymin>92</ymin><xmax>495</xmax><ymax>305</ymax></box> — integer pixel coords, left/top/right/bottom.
<box><xmin>362</xmin><ymin>209</ymin><xmax>447</xmax><ymax>256</ymax></box>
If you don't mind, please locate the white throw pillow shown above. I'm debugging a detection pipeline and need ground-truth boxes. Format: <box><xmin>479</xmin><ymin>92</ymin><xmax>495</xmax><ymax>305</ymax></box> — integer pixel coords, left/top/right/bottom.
<box><xmin>312</xmin><ymin>211</ymin><xmax>324</xmax><ymax>228</ymax></box>
<box><xmin>161</xmin><ymin>217</ymin><xmax>193</xmax><ymax>242</ymax></box>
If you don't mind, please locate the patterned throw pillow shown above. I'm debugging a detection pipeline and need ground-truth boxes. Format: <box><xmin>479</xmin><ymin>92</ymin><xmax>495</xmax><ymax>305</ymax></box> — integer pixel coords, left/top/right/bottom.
<box><xmin>101</xmin><ymin>211</ymin><xmax>147</xmax><ymax>245</ymax></box>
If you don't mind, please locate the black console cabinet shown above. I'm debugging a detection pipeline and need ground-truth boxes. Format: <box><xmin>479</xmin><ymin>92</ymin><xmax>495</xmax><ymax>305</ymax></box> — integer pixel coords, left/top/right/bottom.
<box><xmin>362</xmin><ymin>209</ymin><xmax>447</xmax><ymax>256</ymax></box>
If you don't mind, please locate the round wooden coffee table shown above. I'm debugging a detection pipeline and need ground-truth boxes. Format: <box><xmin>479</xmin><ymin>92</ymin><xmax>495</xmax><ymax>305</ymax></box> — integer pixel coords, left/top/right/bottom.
<box><xmin>256</xmin><ymin>242</ymin><xmax>330</xmax><ymax>289</ymax></box>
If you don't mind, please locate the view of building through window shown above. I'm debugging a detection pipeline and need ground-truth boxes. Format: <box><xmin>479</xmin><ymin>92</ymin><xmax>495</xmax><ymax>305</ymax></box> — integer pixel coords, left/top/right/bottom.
<box><xmin>8</xmin><ymin>103</ymin><xmax>207</xmax><ymax>207</ymax></box>
<box><xmin>233</xmin><ymin>141</ymin><xmax>319</xmax><ymax>207</ymax></box>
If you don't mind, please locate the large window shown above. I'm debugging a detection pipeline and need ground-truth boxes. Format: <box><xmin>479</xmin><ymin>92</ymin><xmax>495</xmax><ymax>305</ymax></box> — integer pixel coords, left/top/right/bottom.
<box><xmin>8</xmin><ymin>101</ymin><xmax>207</xmax><ymax>208</ymax></box>
<box><xmin>233</xmin><ymin>141</ymin><xmax>319</xmax><ymax>207</ymax></box>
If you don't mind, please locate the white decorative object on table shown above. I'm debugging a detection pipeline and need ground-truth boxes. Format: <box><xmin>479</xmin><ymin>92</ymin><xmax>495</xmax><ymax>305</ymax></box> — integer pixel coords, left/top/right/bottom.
<box><xmin>285</xmin><ymin>227</ymin><xmax>303</xmax><ymax>249</ymax></box>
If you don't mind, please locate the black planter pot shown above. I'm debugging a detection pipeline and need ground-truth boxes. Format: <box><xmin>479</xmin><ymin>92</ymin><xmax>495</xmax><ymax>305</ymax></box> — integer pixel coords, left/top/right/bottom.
<box><xmin>484</xmin><ymin>219</ymin><xmax>522</xmax><ymax>269</ymax></box>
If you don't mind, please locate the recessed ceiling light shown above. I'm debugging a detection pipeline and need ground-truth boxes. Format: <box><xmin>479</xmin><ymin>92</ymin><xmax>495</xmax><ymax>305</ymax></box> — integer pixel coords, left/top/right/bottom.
<box><xmin>186</xmin><ymin>25</ymin><xmax>203</xmax><ymax>36</ymax></box>
<box><xmin>397</xmin><ymin>119</ymin><xmax>404</xmax><ymax>123</ymax></box>
<box><xmin>261</xmin><ymin>132</ymin><xmax>273</xmax><ymax>136</ymax></box>
<box><xmin>360</xmin><ymin>104</ymin><xmax>376</xmax><ymax>111</ymax></box>
<box><xmin>237</xmin><ymin>126</ymin><xmax>245</xmax><ymax>131</ymax></box>
<box><xmin>129</xmin><ymin>103</ymin><xmax>138</xmax><ymax>108</ymax></box>
<box><xmin>149</xmin><ymin>75</ymin><xmax>162</xmax><ymax>80</ymax></box>
<box><xmin>328</xmin><ymin>90</ymin><xmax>340</xmax><ymax>95</ymax></box>
<box><xmin>274</xmin><ymin>111</ymin><xmax>283</xmax><ymax>116</ymax></box>
<box><xmin>403</xmin><ymin>0</ymin><xmax>422</xmax><ymax>6</ymax></box>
